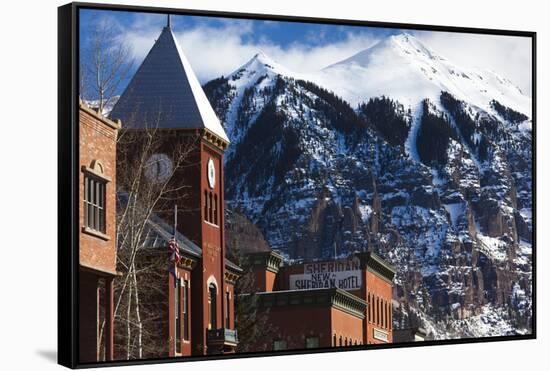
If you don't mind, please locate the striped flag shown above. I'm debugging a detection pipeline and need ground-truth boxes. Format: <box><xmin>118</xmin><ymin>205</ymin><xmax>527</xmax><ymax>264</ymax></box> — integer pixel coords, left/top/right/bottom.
<box><xmin>168</xmin><ymin>238</ymin><xmax>181</xmax><ymax>264</ymax></box>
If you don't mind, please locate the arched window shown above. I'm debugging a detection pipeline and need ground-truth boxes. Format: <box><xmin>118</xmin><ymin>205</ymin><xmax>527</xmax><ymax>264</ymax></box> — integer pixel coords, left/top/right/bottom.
<box><xmin>333</xmin><ymin>334</ymin><xmax>337</xmax><ymax>347</ymax></box>
<box><xmin>208</xmin><ymin>283</ymin><xmax>217</xmax><ymax>330</ymax></box>
<box><xmin>339</xmin><ymin>336</ymin><xmax>343</xmax><ymax>347</ymax></box>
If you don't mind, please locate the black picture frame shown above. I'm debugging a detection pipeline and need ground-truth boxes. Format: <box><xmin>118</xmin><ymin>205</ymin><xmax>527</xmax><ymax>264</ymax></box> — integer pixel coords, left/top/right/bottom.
<box><xmin>58</xmin><ymin>2</ymin><xmax>536</xmax><ymax>368</ymax></box>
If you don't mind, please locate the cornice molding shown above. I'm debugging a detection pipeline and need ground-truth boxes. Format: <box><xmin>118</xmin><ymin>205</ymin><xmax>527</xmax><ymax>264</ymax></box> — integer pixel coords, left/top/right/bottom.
<box><xmin>252</xmin><ymin>288</ymin><xmax>366</xmax><ymax>319</ymax></box>
<box><xmin>356</xmin><ymin>251</ymin><xmax>396</xmax><ymax>282</ymax></box>
<box><xmin>249</xmin><ymin>251</ymin><xmax>284</xmax><ymax>273</ymax></box>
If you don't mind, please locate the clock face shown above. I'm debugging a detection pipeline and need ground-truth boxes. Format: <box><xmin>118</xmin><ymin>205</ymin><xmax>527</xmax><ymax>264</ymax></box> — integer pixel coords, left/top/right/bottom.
<box><xmin>207</xmin><ymin>158</ymin><xmax>216</xmax><ymax>189</ymax></box>
<box><xmin>145</xmin><ymin>153</ymin><xmax>173</xmax><ymax>183</ymax></box>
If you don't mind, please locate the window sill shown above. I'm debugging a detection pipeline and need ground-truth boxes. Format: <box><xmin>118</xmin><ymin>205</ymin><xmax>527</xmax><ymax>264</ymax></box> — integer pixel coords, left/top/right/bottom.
<box><xmin>204</xmin><ymin>221</ymin><xmax>220</xmax><ymax>229</ymax></box>
<box><xmin>82</xmin><ymin>226</ymin><xmax>110</xmax><ymax>241</ymax></box>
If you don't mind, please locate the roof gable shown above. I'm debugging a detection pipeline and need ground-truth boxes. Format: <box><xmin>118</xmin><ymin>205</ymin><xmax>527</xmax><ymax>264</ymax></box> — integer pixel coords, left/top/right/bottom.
<box><xmin>110</xmin><ymin>26</ymin><xmax>229</xmax><ymax>142</ymax></box>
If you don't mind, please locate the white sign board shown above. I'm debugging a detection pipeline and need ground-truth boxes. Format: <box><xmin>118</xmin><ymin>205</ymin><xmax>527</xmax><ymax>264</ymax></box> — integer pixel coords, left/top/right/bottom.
<box><xmin>373</xmin><ymin>328</ymin><xmax>389</xmax><ymax>343</ymax></box>
<box><xmin>289</xmin><ymin>258</ymin><xmax>362</xmax><ymax>291</ymax></box>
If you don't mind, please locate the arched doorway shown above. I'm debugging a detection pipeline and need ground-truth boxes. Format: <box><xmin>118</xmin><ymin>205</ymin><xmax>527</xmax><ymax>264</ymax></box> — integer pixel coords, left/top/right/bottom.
<box><xmin>208</xmin><ymin>283</ymin><xmax>217</xmax><ymax>330</ymax></box>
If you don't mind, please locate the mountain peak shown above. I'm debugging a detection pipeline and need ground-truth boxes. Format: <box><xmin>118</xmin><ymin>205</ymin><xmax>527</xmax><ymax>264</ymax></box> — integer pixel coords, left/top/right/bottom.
<box><xmin>318</xmin><ymin>32</ymin><xmax>530</xmax><ymax>115</ymax></box>
<box><xmin>389</xmin><ymin>32</ymin><xmax>415</xmax><ymax>42</ymax></box>
<box><xmin>387</xmin><ymin>33</ymin><xmax>442</xmax><ymax>59</ymax></box>
<box><xmin>252</xmin><ymin>50</ymin><xmax>274</xmax><ymax>63</ymax></box>
<box><xmin>245</xmin><ymin>50</ymin><xmax>281</xmax><ymax>71</ymax></box>
<box><xmin>230</xmin><ymin>50</ymin><xmax>296</xmax><ymax>80</ymax></box>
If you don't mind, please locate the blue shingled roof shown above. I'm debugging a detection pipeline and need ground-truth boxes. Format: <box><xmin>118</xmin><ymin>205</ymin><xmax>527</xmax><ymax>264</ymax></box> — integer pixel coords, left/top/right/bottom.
<box><xmin>110</xmin><ymin>26</ymin><xmax>229</xmax><ymax>142</ymax></box>
<box><xmin>145</xmin><ymin>212</ymin><xmax>202</xmax><ymax>258</ymax></box>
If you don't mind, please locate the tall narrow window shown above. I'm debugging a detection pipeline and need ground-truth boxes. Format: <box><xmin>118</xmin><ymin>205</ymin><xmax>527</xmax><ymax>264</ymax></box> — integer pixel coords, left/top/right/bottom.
<box><xmin>183</xmin><ymin>280</ymin><xmax>189</xmax><ymax>341</ymax></box>
<box><xmin>214</xmin><ymin>194</ymin><xmax>218</xmax><ymax>225</ymax></box>
<box><xmin>368</xmin><ymin>293</ymin><xmax>372</xmax><ymax>322</ymax></box>
<box><xmin>225</xmin><ymin>291</ymin><xmax>230</xmax><ymax>328</ymax></box>
<box><xmin>208</xmin><ymin>192</ymin><xmax>213</xmax><ymax>223</ymax></box>
<box><xmin>388</xmin><ymin>302</ymin><xmax>392</xmax><ymax>330</ymax></box>
<box><xmin>175</xmin><ymin>279</ymin><xmax>181</xmax><ymax>352</ymax></box>
<box><xmin>385</xmin><ymin>301</ymin><xmax>388</xmax><ymax>328</ymax></box>
<box><xmin>208</xmin><ymin>283</ymin><xmax>217</xmax><ymax>330</ymax></box>
<box><xmin>84</xmin><ymin>175</ymin><xmax>106</xmax><ymax>233</ymax></box>
<box><xmin>380</xmin><ymin>299</ymin><xmax>386</xmax><ymax>327</ymax></box>
<box><xmin>376</xmin><ymin>297</ymin><xmax>380</xmax><ymax>326</ymax></box>
<box><xmin>204</xmin><ymin>190</ymin><xmax>208</xmax><ymax>222</ymax></box>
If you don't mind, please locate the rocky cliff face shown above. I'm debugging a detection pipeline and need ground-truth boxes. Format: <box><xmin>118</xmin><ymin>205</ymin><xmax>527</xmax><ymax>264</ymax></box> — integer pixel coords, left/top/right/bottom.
<box><xmin>204</xmin><ymin>39</ymin><xmax>533</xmax><ymax>339</ymax></box>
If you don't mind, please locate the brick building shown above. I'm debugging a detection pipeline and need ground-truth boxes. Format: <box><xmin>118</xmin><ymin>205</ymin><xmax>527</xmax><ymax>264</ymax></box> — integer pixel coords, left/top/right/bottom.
<box><xmin>109</xmin><ymin>17</ymin><xmax>240</xmax><ymax>358</ymax></box>
<box><xmin>79</xmin><ymin>15</ymin><xmax>397</xmax><ymax>361</ymax></box>
<box><xmin>78</xmin><ymin>103</ymin><xmax>121</xmax><ymax>362</ymax></box>
<box><xmin>244</xmin><ymin>251</ymin><xmax>396</xmax><ymax>351</ymax></box>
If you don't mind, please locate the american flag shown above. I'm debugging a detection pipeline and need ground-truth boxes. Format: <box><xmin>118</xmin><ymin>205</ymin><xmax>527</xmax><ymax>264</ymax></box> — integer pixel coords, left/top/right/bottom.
<box><xmin>168</xmin><ymin>238</ymin><xmax>180</xmax><ymax>264</ymax></box>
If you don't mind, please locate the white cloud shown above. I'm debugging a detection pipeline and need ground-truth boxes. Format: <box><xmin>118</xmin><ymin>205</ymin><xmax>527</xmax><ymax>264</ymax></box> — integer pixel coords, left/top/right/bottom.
<box><xmin>114</xmin><ymin>14</ymin><xmax>532</xmax><ymax>94</ymax></box>
<box><xmin>119</xmin><ymin>18</ymin><xmax>380</xmax><ymax>83</ymax></box>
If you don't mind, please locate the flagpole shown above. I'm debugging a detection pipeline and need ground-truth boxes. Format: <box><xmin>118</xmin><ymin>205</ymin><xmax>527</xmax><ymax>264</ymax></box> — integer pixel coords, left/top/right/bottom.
<box><xmin>174</xmin><ymin>204</ymin><xmax>177</xmax><ymax>239</ymax></box>
<box><xmin>174</xmin><ymin>204</ymin><xmax>178</xmax><ymax>277</ymax></box>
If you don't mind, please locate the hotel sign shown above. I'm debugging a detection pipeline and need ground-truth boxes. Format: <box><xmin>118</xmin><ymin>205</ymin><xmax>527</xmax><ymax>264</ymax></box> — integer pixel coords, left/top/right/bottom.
<box><xmin>289</xmin><ymin>258</ymin><xmax>362</xmax><ymax>291</ymax></box>
<box><xmin>373</xmin><ymin>328</ymin><xmax>389</xmax><ymax>343</ymax></box>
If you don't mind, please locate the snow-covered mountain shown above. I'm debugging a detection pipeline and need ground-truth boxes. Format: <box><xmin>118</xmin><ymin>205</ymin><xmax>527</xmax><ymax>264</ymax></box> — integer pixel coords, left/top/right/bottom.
<box><xmin>318</xmin><ymin>33</ymin><xmax>530</xmax><ymax>116</ymax></box>
<box><xmin>203</xmin><ymin>34</ymin><xmax>532</xmax><ymax>339</ymax></box>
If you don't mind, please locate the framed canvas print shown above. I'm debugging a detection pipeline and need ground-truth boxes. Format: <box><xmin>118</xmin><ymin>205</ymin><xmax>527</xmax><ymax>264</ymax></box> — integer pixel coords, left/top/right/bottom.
<box><xmin>58</xmin><ymin>2</ymin><xmax>536</xmax><ymax>368</ymax></box>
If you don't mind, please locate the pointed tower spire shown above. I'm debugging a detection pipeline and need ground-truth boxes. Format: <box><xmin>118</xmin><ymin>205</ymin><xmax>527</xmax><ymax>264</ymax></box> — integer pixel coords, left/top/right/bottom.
<box><xmin>110</xmin><ymin>23</ymin><xmax>229</xmax><ymax>143</ymax></box>
<box><xmin>167</xmin><ymin>14</ymin><xmax>171</xmax><ymax>29</ymax></box>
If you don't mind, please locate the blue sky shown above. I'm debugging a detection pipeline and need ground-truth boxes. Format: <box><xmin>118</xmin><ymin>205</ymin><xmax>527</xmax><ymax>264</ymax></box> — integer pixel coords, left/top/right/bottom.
<box><xmin>79</xmin><ymin>8</ymin><xmax>532</xmax><ymax>97</ymax></box>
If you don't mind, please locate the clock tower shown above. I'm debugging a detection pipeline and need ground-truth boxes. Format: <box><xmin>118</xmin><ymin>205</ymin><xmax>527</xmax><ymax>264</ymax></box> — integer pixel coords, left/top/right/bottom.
<box><xmin>110</xmin><ymin>16</ymin><xmax>236</xmax><ymax>356</ymax></box>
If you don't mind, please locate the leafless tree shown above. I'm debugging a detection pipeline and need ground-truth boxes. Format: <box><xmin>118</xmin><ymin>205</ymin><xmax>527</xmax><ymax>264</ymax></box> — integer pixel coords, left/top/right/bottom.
<box><xmin>80</xmin><ymin>18</ymin><xmax>133</xmax><ymax>113</ymax></box>
<box><xmin>225</xmin><ymin>211</ymin><xmax>278</xmax><ymax>353</ymax></box>
<box><xmin>96</xmin><ymin>111</ymin><xmax>198</xmax><ymax>360</ymax></box>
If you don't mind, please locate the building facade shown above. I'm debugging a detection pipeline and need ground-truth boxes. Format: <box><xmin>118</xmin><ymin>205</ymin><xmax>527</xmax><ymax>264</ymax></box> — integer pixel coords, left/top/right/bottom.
<box><xmin>79</xmin><ymin>16</ymin><xmax>398</xmax><ymax>360</ymax></box>
<box><xmin>78</xmin><ymin>103</ymin><xmax>121</xmax><ymax>362</ymax></box>
<box><xmin>244</xmin><ymin>251</ymin><xmax>396</xmax><ymax>351</ymax></box>
<box><xmin>109</xmin><ymin>18</ymin><xmax>240</xmax><ymax>359</ymax></box>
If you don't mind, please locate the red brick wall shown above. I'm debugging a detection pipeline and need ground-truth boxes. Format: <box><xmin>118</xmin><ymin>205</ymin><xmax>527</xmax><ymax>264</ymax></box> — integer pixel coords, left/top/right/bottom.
<box><xmin>365</xmin><ymin>270</ymin><xmax>393</xmax><ymax>344</ymax></box>
<box><xmin>253</xmin><ymin>305</ymin><xmax>364</xmax><ymax>351</ymax></box>
<box><xmin>225</xmin><ymin>282</ymin><xmax>235</xmax><ymax>329</ymax></box>
<box><xmin>189</xmin><ymin>140</ymin><xmax>228</xmax><ymax>355</ymax></box>
<box><xmin>202</xmin><ymin>143</ymin><xmax>225</xmax><ymax>349</ymax></box>
<box><xmin>330</xmin><ymin>307</ymin><xmax>364</xmax><ymax>347</ymax></box>
<box><xmin>252</xmin><ymin>268</ymin><xmax>277</xmax><ymax>292</ymax></box>
<box><xmin>79</xmin><ymin>106</ymin><xmax>118</xmax><ymax>274</ymax></box>
<box><xmin>268</xmin><ymin>259</ymin><xmax>393</xmax><ymax>346</ymax></box>
<box><xmin>255</xmin><ymin>305</ymin><xmax>332</xmax><ymax>351</ymax></box>
<box><xmin>169</xmin><ymin>266</ymin><xmax>194</xmax><ymax>357</ymax></box>
<box><xmin>79</xmin><ymin>271</ymin><xmax>99</xmax><ymax>363</ymax></box>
